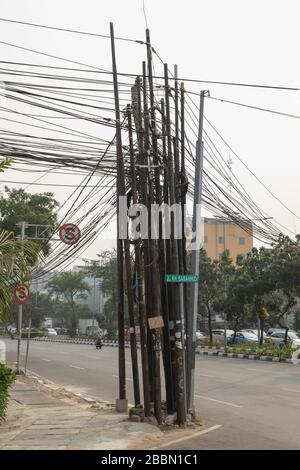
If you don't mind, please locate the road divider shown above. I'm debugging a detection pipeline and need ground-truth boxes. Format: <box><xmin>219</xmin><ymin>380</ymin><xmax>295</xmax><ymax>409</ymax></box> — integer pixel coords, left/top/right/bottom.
<box><xmin>29</xmin><ymin>337</ymin><xmax>300</xmax><ymax>364</ymax></box>
<box><xmin>196</xmin><ymin>349</ymin><xmax>298</xmax><ymax>364</ymax></box>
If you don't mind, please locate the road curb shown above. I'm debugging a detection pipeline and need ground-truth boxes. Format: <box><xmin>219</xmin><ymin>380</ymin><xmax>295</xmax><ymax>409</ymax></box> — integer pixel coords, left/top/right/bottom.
<box><xmin>196</xmin><ymin>349</ymin><xmax>296</xmax><ymax>363</ymax></box>
<box><xmin>29</xmin><ymin>338</ymin><xmax>298</xmax><ymax>364</ymax></box>
<box><xmin>31</xmin><ymin>337</ymin><xmax>133</xmax><ymax>348</ymax></box>
<box><xmin>24</xmin><ymin>369</ymin><xmax>115</xmax><ymax>408</ymax></box>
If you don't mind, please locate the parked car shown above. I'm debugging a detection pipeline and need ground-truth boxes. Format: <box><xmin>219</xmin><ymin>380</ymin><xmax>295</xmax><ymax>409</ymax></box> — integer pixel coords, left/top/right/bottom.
<box><xmin>241</xmin><ymin>329</ymin><xmax>267</xmax><ymax>338</ymax></box>
<box><xmin>45</xmin><ymin>328</ymin><xmax>58</xmax><ymax>337</ymax></box>
<box><xmin>212</xmin><ymin>329</ymin><xmax>234</xmax><ymax>341</ymax></box>
<box><xmin>269</xmin><ymin>330</ymin><xmax>300</xmax><ymax>348</ymax></box>
<box><xmin>266</xmin><ymin>328</ymin><xmax>285</xmax><ymax>337</ymax></box>
<box><xmin>227</xmin><ymin>331</ymin><xmax>259</xmax><ymax>345</ymax></box>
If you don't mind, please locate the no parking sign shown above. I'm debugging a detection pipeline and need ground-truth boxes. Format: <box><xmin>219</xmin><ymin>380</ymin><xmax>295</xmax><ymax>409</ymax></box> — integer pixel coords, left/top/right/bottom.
<box><xmin>59</xmin><ymin>223</ymin><xmax>81</xmax><ymax>245</ymax></box>
<box><xmin>13</xmin><ymin>284</ymin><xmax>30</xmax><ymax>304</ymax></box>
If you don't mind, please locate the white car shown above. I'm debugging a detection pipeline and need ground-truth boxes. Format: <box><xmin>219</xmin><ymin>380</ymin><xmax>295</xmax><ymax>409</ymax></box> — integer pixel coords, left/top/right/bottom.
<box><xmin>241</xmin><ymin>329</ymin><xmax>267</xmax><ymax>338</ymax></box>
<box><xmin>212</xmin><ymin>329</ymin><xmax>234</xmax><ymax>341</ymax></box>
<box><xmin>45</xmin><ymin>328</ymin><xmax>58</xmax><ymax>336</ymax></box>
<box><xmin>269</xmin><ymin>330</ymin><xmax>300</xmax><ymax>348</ymax></box>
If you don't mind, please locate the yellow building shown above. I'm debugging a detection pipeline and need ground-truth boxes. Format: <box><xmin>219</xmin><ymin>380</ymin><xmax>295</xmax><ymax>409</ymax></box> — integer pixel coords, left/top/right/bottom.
<box><xmin>203</xmin><ymin>217</ymin><xmax>253</xmax><ymax>264</ymax></box>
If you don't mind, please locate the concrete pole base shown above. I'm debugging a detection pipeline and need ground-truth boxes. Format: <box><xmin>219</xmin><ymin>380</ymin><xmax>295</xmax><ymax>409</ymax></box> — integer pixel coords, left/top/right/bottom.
<box><xmin>116</xmin><ymin>398</ymin><xmax>128</xmax><ymax>412</ymax></box>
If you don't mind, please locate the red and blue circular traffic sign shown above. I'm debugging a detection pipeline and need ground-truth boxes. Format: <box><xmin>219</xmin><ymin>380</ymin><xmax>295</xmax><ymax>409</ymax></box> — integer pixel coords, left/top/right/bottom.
<box><xmin>13</xmin><ymin>283</ymin><xmax>30</xmax><ymax>304</ymax></box>
<box><xmin>59</xmin><ymin>223</ymin><xmax>81</xmax><ymax>245</ymax></box>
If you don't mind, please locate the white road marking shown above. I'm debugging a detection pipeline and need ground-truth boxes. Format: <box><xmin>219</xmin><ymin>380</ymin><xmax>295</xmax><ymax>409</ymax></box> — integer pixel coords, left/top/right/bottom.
<box><xmin>195</xmin><ymin>394</ymin><xmax>242</xmax><ymax>408</ymax></box>
<box><xmin>151</xmin><ymin>424</ymin><xmax>222</xmax><ymax>449</ymax></box>
<box><xmin>283</xmin><ymin>388</ymin><xmax>300</xmax><ymax>393</ymax></box>
<box><xmin>112</xmin><ymin>374</ymin><xmax>133</xmax><ymax>382</ymax></box>
<box><xmin>69</xmin><ymin>365</ymin><xmax>85</xmax><ymax>370</ymax></box>
<box><xmin>195</xmin><ymin>373</ymin><xmax>216</xmax><ymax>378</ymax></box>
<box><xmin>41</xmin><ymin>358</ymin><xmax>52</xmax><ymax>362</ymax></box>
<box><xmin>246</xmin><ymin>368</ymin><xmax>270</xmax><ymax>372</ymax></box>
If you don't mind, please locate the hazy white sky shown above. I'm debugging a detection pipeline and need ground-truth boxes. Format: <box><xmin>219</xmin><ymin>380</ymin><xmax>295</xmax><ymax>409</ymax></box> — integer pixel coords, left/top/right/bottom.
<box><xmin>1</xmin><ymin>0</ymin><xmax>300</xmax><ymax>265</ymax></box>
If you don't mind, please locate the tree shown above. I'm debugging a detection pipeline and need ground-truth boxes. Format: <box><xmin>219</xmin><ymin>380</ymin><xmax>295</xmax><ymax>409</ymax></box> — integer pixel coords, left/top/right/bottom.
<box><xmin>47</xmin><ymin>272</ymin><xmax>90</xmax><ymax>334</ymax></box>
<box><xmin>50</xmin><ymin>300</ymin><xmax>92</xmax><ymax>330</ymax></box>
<box><xmin>198</xmin><ymin>235</ymin><xmax>300</xmax><ymax>346</ymax></box>
<box><xmin>9</xmin><ymin>293</ymin><xmax>59</xmax><ymax>329</ymax></box>
<box><xmin>0</xmin><ymin>230</ymin><xmax>38</xmax><ymax>324</ymax></box>
<box><xmin>0</xmin><ymin>157</ymin><xmax>11</xmax><ymax>173</ymax></box>
<box><xmin>237</xmin><ymin>247</ymin><xmax>274</xmax><ymax>344</ymax></box>
<box><xmin>197</xmin><ymin>249</ymin><xmax>238</xmax><ymax>344</ymax></box>
<box><xmin>198</xmin><ymin>249</ymin><xmax>222</xmax><ymax>343</ymax></box>
<box><xmin>0</xmin><ymin>187</ymin><xmax>59</xmax><ymax>255</ymax></box>
<box><xmin>264</xmin><ymin>290</ymin><xmax>297</xmax><ymax>343</ymax></box>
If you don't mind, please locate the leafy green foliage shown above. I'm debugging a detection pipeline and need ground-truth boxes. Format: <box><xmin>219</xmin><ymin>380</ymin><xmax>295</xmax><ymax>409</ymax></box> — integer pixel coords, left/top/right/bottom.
<box><xmin>0</xmin><ymin>230</ymin><xmax>39</xmax><ymax>322</ymax></box>
<box><xmin>47</xmin><ymin>272</ymin><xmax>91</xmax><ymax>333</ymax></box>
<box><xmin>0</xmin><ymin>157</ymin><xmax>12</xmax><ymax>173</ymax></box>
<box><xmin>0</xmin><ymin>187</ymin><xmax>59</xmax><ymax>255</ymax></box>
<box><xmin>0</xmin><ymin>364</ymin><xmax>15</xmax><ymax>422</ymax></box>
<box><xmin>197</xmin><ymin>235</ymin><xmax>300</xmax><ymax>343</ymax></box>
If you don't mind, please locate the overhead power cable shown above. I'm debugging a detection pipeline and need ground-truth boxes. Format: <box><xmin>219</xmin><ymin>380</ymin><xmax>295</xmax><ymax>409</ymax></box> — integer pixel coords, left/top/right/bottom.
<box><xmin>0</xmin><ymin>17</ymin><xmax>145</xmax><ymax>44</ymax></box>
<box><xmin>0</xmin><ymin>40</ymin><xmax>109</xmax><ymax>72</ymax></box>
<box><xmin>204</xmin><ymin>116</ymin><xmax>300</xmax><ymax>221</ymax></box>
<box><xmin>0</xmin><ymin>179</ymin><xmax>113</xmax><ymax>188</ymax></box>
<box><xmin>208</xmin><ymin>95</ymin><xmax>300</xmax><ymax>121</ymax></box>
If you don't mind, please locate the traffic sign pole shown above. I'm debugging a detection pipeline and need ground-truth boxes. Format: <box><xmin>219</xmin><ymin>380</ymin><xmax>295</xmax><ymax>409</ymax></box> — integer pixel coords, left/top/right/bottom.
<box><xmin>16</xmin><ymin>221</ymin><xmax>26</xmax><ymax>374</ymax></box>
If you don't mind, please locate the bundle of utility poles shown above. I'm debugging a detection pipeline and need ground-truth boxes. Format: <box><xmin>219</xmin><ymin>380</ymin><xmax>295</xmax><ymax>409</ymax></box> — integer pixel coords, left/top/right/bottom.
<box><xmin>110</xmin><ymin>23</ymin><xmax>205</xmax><ymax>426</ymax></box>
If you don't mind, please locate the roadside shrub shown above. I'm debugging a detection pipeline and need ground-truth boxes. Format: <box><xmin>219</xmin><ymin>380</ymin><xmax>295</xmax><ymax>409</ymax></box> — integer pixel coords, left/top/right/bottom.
<box><xmin>21</xmin><ymin>329</ymin><xmax>44</xmax><ymax>339</ymax></box>
<box><xmin>0</xmin><ymin>364</ymin><xmax>15</xmax><ymax>422</ymax></box>
<box><xmin>224</xmin><ymin>341</ymin><xmax>296</xmax><ymax>358</ymax></box>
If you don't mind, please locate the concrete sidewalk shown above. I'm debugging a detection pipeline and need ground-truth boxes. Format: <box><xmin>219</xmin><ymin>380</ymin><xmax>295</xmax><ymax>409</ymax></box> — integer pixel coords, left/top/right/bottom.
<box><xmin>0</xmin><ymin>375</ymin><xmax>163</xmax><ymax>450</ymax></box>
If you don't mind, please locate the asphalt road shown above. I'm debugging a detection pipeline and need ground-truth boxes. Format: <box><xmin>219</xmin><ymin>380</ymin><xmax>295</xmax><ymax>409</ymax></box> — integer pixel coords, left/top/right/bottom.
<box><xmin>4</xmin><ymin>338</ymin><xmax>300</xmax><ymax>449</ymax></box>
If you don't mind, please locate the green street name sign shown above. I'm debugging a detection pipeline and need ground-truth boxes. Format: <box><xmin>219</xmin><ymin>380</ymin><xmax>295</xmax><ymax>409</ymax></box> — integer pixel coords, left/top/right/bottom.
<box><xmin>165</xmin><ymin>274</ymin><xmax>199</xmax><ymax>283</ymax></box>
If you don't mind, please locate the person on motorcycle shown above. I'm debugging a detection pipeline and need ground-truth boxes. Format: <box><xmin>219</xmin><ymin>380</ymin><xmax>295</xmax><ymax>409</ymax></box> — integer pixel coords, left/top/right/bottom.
<box><xmin>95</xmin><ymin>333</ymin><xmax>103</xmax><ymax>349</ymax></box>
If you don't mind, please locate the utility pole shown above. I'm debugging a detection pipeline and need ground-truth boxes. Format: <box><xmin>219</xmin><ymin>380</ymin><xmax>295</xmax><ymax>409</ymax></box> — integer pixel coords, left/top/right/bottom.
<box><xmin>164</xmin><ymin>63</ymin><xmax>186</xmax><ymax>425</ymax></box>
<box><xmin>16</xmin><ymin>220</ymin><xmax>27</xmax><ymax>375</ymax></box>
<box><xmin>186</xmin><ymin>90</ymin><xmax>208</xmax><ymax>414</ymax></box>
<box><xmin>110</xmin><ymin>22</ymin><xmax>126</xmax><ymax>411</ymax></box>
<box><xmin>110</xmin><ymin>22</ymin><xmax>141</xmax><ymax>408</ymax></box>
<box><xmin>127</xmin><ymin>104</ymin><xmax>151</xmax><ymax>417</ymax></box>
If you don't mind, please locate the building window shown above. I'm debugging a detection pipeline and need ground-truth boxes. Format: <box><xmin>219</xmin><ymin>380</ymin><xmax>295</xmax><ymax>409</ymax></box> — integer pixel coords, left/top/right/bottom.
<box><xmin>204</xmin><ymin>235</ymin><xmax>208</xmax><ymax>244</ymax></box>
<box><xmin>218</xmin><ymin>236</ymin><xmax>224</xmax><ymax>244</ymax></box>
<box><xmin>239</xmin><ymin>237</ymin><xmax>245</xmax><ymax>245</ymax></box>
